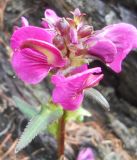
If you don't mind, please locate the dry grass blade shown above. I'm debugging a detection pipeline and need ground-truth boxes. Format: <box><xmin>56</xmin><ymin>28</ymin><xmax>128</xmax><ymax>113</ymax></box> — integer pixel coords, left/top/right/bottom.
<box><xmin>1</xmin><ymin>139</ymin><xmax>18</xmax><ymax>160</ymax></box>
<box><xmin>0</xmin><ymin>0</ymin><xmax>10</xmax><ymax>30</ymax></box>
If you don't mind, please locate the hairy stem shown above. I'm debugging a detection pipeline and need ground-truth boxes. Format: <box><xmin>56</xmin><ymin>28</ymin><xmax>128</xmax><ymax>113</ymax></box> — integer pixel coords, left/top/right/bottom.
<box><xmin>58</xmin><ymin>110</ymin><xmax>66</xmax><ymax>159</ymax></box>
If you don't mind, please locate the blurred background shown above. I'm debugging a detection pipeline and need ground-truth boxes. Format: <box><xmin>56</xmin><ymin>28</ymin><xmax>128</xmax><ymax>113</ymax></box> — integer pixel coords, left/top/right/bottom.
<box><xmin>0</xmin><ymin>0</ymin><xmax>137</xmax><ymax>159</ymax></box>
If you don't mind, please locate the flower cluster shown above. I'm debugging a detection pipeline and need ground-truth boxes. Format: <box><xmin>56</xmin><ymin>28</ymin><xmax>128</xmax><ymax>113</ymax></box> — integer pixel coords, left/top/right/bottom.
<box><xmin>11</xmin><ymin>8</ymin><xmax>137</xmax><ymax>110</ymax></box>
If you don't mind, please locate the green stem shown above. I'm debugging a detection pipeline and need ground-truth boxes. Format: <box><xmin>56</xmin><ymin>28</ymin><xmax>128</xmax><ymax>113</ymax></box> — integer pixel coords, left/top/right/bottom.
<box><xmin>58</xmin><ymin>110</ymin><xmax>66</xmax><ymax>159</ymax></box>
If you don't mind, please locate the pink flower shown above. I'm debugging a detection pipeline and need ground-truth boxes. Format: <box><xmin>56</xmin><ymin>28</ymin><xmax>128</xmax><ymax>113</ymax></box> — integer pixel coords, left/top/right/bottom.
<box><xmin>11</xmin><ymin>26</ymin><xmax>66</xmax><ymax>84</ymax></box>
<box><xmin>76</xmin><ymin>148</ymin><xmax>95</xmax><ymax>160</ymax></box>
<box><xmin>11</xmin><ymin>8</ymin><xmax>137</xmax><ymax>88</ymax></box>
<box><xmin>51</xmin><ymin>65</ymin><xmax>103</xmax><ymax>110</ymax></box>
<box><xmin>87</xmin><ymin>23</ymin><xmax>137</xmax><ymax>72</ymax></box>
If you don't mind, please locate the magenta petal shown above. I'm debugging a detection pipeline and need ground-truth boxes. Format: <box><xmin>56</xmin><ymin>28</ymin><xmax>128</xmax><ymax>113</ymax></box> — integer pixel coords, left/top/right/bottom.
<box><xmin>103</xmin><ymin>23</ymin><xmax>137</xmax><ymax>49</ymax></box>
<box><xmin>108</xmin><ymin>52</ymin><xmax>123</xmax><ymax>73</ymax></box>
<box><xmin>11</xmin><ymin>26</ymin><xmax>54</xmax><ymax>51</ymax></box>
<box><xmin>51</xmin><ymin>67</ymin><xmax>103</xmax><ymax>110</ymax></box>
<box><xmin>87</xmin><ymin>37</ymin><xmax>117</xmax><ymax>63</ymax></box>
<box><xmin>70</xmin><ymin>64</ymin><xmax>88</xmax><ymax>75</ymax></box>
<box><xmin>12</xmin><ymin>48</ymin><xmax>51</xmax><ymax>84</ymax></box>
<box><xmin>21</xmin><ymin>39</ymin><xmax>66</xmax><ymax>67</ymax></box>
<box><xmin>66</xmin><ymin>67</ymin><xmax>103</xmax><ymax>89</ymax></box>
<box><xmin>103</xmin><ymin>23</ymin><xmax>137</xmax><ymax>72</ymax></box>
<box><xmin>52</xmin><ymin>85</ymin><xmax>84</xmax><ymax>110</ymax></box>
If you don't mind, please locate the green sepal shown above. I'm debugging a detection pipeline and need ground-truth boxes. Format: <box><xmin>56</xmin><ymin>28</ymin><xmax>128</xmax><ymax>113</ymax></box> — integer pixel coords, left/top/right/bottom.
<box><xmin>65</xmin><ymin>107</ymin><xmax>91</xmax><ymax>122</ymax></box>
<box><xmin>47</xmin><ymin>121</ymin><xmax>59</xmax><ymax>137</ymax></box>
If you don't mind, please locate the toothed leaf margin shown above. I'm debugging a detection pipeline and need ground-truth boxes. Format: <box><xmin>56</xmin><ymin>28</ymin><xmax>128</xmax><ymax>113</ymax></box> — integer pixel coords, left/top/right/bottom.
<box><xmin>15</xmin><ymin>105</ymin><xmax>63</xmax><ymax>153</ymax></box>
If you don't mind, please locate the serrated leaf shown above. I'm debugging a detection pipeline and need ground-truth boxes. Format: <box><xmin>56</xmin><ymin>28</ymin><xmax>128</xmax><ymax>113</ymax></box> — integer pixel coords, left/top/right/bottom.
<box><xmin>13</xmin><ymin>96</ymin><xmax>38</xmax><ymax>119</ymax></box>
<box><xmin>65</xmin><ymin>107</ymin><xmax>91</xmax><ymax>122</ymax></box>
<box><xmin>85</xmin><ymin>88</ymin><xmax>110</xmax><ymax>111</ymax></box>
<box><xmin>15</xmin><ymin>105</ymin><xmax>63</xmax><ymax>153</ymax></box>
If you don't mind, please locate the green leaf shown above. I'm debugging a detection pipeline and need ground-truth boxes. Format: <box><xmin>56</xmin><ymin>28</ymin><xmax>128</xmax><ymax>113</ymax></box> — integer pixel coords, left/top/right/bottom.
<box><xmin>15</xmin><ymin>105</ymin><xmax>63</xmax><ymax>153</ymax></box>
<box><xmin>85</xmin><ymin>88</ymin><xmax>110</xmax><ymax>111</ymax></box>
<box><xmin>13</xmin><ymin>96</ymin><xmax>38</xmax><ymax>119</ymax></box>
<box><xmin>65</xmin><ymin>107</ymin><xmax>91</xmax><ymax>122</ymax></box>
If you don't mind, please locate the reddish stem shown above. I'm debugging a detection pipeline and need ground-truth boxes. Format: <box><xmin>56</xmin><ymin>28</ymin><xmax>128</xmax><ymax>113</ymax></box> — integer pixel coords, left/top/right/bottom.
<box><xmin>58</xmin><ymin>110</ymin><xmax>66</xmax><ymax>159</ymax></box>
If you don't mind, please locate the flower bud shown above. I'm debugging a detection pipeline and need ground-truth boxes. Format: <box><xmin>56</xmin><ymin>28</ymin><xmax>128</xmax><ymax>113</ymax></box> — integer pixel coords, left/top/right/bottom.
<box><xmin>71</xmin><ymin>8</ymin><xmax>86</xmax><ymax>25</ymax></box>
<box><xmin>56</xmin><ymin>18</ymin><xmax>70</xmax><ymax>35</ymax></box>
<box><xmin>78</xmin><ymin>25</ymin><xmax>93</xmax><ymax>38</ymax></box>
<box><xmin>21</xmin><ymin>17</ymin><xmax>29</xmax><ymax>27</ymax></box>
<box><xmin>69</xmin><ymin>28</ymin><xmax>78</xmax><ymax>44</ymax></box>
<box><xmin>53</xmin><ymin>34</ymin><xmax>65</xmax><ymax>50</ymax></box>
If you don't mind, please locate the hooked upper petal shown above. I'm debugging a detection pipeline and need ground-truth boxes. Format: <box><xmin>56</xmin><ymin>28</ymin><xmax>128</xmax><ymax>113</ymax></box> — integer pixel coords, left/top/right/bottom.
<box><xmin>103</xmin><ymin>23</ymin><xmax>137</xmax><ymax>48</ymax></box>
<box><xmin>12</xmin><ymin>48</ymin><xmax>51</xmax><ymax>84</ymax></box>
<box><xmin>87</xmin><ymin>37</ymin><xmax>117</xmax><ymax>63</ymax></box>
<box><xmin>11</xmin><ymin>26</ymin><xmax>54</xmax><ymax>51</ymax></box>
<box><xmin>51</xmin><ymin>67</ymin><xmax>103</xmax><ymax>110</ymax></box>
<box><xmin>102</xmin><ymin>23</ymin><xmax>137</xmax><ymax>72</ymax></box>
<box><xmin>21</xmin><ymin>39</ymin><xmax>66</xmax><ymax>67</ymax></box>
<box><xmin>108</xmin><ymin>51</ymin><xmax>123</xmax><ymax>73</ymax></box>
<box><xmin>66</xmin><ymin>67</ymin><xmax>103</xmax><ymax>90</ymax></box>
